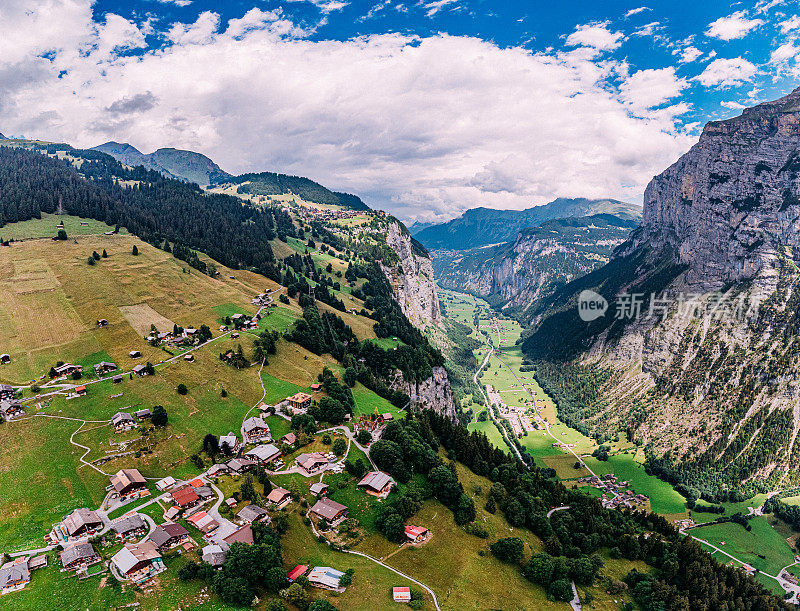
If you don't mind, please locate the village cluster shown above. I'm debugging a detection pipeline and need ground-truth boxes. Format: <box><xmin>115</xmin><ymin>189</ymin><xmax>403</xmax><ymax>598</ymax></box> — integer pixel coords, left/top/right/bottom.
<box><xmin>1</xmin><ymin>362</ymin><xmax>431</xmax><ymax>599</ymax></box>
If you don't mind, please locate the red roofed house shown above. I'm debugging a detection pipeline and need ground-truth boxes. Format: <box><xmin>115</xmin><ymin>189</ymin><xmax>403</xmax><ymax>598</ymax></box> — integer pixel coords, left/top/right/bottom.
<box><xmin>287</xmin><ymin>564</ymin><xmax>308</xmax><ymax>583</ymax></box>
<box><xmin>74</xmin><ymin>385</ymin><xmax>87</xmax><ymax>396</ymax></box>
<box><xmin>393</xmin><ymin>587</ymin><xmax>412</xmax><ymax>602</ymax></box>
<box><xmin>171</xmin><ymin>486</ymin><xmax>200</xmax><ymax>509</ymax></box>
<box><xmin>404</xmin><ymin>525</ymin><xmax>429</xmax><ymax>543</ymax></box>
<box><xmin>287</xmin><ymin>392</ymin><xmax>312</xmax><ymax>410</ymax></box>
<box><xmin>188</xmin><ymin>478</ymin><xmax>205</xmax><ymax>488</ymax></box>
<box><xmin>186</xmin><ymin>511</ymin><xmax>218</xmax><ymax>533</ymax></box>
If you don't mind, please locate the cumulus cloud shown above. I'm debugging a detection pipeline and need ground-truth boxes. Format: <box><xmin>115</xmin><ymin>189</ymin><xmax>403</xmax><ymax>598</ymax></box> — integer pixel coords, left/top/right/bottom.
<box><xmin>619</xmin><ymin>67</ymin><xmax>688</xmax><ymax>112</ymax></box>
<box><xmin>0</xmin><ymin>1</ymin><xmax>695</xmax><ymax>222</ymax></box>
<box><xmin>565</xmin><ymin>21</ymin><xmax>624</xmax><ymax>53</ymax></box>
<box><xmin>696</xmin><ymin>58</ymin><xmax>758</xmax><ymax>88</ymax></box>
<box><xmin>632</xmin><ymin>22</ymin><xmax>660</xmax><ymax>37</ymax></box>
<box><xmin>676</xmin><ymin>45</ymin><xmax>703</xmax><ymax>63</ymax></box>
<box><xmin>705</xmin><ymin>11</ymin><xmax>764</xmax><ymax>41</ymax></box>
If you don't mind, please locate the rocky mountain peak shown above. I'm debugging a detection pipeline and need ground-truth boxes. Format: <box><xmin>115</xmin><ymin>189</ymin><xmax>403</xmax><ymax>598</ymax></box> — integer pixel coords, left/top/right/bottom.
<box><xmin>630</xmin><ymin>87</ymin><xmax>800</xmax><ymax>291</ymax></box>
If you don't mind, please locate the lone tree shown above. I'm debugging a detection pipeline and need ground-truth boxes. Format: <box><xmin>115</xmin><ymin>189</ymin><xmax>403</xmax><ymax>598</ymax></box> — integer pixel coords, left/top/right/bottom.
<box><xmin>92</xmin><ymin>251</ymin><xmax>101</xmax><ymax>261</ymax></box>
<box><xmin>177</xmin><ymin>383</ymin><xmax>188</xmax><ymax>395</ymax></box>
<box><xmin>202</xmin><ymin>433</ymin><xmax>219</xmax><ymax>456</ymax></box>
<box><xmin>132</xmin><ymin>245</ymin><xmax>139</xmax><ymax>256</ymax></box>
<box><xmin>332</xmin><ymin>437</ymin><xmax>347</xmax><ymax>456</ymax></box>
<box><xmin>56</xmin><ymin>229</ymin><xmax>68</xmax><ymax>240</ymax></box>
<box><xmin>87</xmin><ymin>257</ymin><xmax>95</xmax><ymax>266</ymax></box>
<box><xmin>101</xmin><ymin>249</ymin><xmax>108</xmax><ymax>258</ymax></box>
<box><xmin>151</xmin><ymin>405</ymin><xmax>168</xmax><ymax>427</ymax></box>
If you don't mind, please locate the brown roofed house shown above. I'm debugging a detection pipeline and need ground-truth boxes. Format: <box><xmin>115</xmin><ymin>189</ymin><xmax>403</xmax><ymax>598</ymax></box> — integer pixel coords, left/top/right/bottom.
<box><xmin>110</xmin><ymin>469</ymin><xmax>147</xmax><ymax>495</ymax></box>
<box><xmin>310</xmin><ymin>498</ymin><xmax>348</xmax><ymax>525</ymax></box>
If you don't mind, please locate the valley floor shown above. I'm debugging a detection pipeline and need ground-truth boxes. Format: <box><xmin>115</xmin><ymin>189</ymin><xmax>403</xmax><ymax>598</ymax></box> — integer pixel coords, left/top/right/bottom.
<box><xmin>439</xmin><ymin>287</ymin><xmax>800</xmax><ymax>601</ymax></box>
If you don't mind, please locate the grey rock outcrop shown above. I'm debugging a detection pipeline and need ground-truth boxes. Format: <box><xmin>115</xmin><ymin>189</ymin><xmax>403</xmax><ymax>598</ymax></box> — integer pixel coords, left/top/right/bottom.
<box><xmin>390</xmin><ymin>366</ymin><xmax>457</xmax><ymax>421</ymax></box>
<box><xmin>382</xmin><ymin>221</ymin><xmax>442</xmax><ymax>330</ymax></box>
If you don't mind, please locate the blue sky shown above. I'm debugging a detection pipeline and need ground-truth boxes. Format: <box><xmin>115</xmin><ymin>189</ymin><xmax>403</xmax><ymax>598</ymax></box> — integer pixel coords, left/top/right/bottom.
<box><xmin>2</xmin><ymin>1</ymin><xmax>800</xmax><ymax>220</ymax></box>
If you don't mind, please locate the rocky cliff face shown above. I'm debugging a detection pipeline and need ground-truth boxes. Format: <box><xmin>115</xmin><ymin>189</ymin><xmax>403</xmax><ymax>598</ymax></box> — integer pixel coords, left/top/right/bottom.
<box><xmin>527</xmin><ymin>87</ymin><xmax>800</xmax><ymax>492</ymax></box>
<box><xmin>390</xmin><ymin>365</ymin><xmax>458</xmax><ymax>420</ymax></box>
<box><xmin>382</xmin><ymin>221</ymin><xmax>442</xmax><ymax>330</ymax></box>
<box><xmin>434</xmin><ymin>215</ymin><xmax>636</xmax><ymax>319</ymax></box>
<box><xmin>622</xmin><ymin>88</ymin><xmax>800</xmax><ymax>292</ymax></box>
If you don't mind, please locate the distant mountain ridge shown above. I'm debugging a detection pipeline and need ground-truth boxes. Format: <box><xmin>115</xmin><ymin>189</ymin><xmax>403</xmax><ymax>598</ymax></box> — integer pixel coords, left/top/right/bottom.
<box><xmin>93</xmin><ymin>141</ymin><xmax>370</xmax><ymax>211</ymax></box>
<box><xmin>433</xmin><ymin>213</ymin><xmax>638</xmax><ymax>318</ymax></box>
<box><xmin>415</xmin><ymin>198</ymin><xmax>642</xmax><ymax>251</ymax></box>
<box><xmin>92</xmin><ymin>141</ymin><xmax>231</xmax><ymax>187</ymax></box>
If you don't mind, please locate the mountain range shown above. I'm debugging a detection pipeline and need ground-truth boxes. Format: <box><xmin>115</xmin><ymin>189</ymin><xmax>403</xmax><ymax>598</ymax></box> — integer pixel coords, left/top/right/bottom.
<box><xmin>414</xmin><ymin>197</ymin><xmax>642</xmax><ymax>251</ymax></box>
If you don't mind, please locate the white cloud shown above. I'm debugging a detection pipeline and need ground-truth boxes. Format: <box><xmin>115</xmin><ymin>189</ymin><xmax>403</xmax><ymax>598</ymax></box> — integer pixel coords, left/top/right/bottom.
<box><xmin>157</xmin><ymin>0</ymin><xmax>193</xmax><ymax>7</ymax></box>
<box><xmin>779</xmin><ymin>15</ymin><xmax>800</xmax><ymax>34</ymax></box>
<box><xmin>676</xmin><ymin>45</ymin><xmax>703</xmax><ymax>63</ymax></box>
<box><xmin>285</xmin><ymin>0</ymin><xmax>350</xmax><ymax>13</ymax></box>
<box><xmin>0</xmin><ymin>2</ymin><xmax>695</xmax><ymax>222</ymax></box>
<box><xmin>422</xmin><ymin>0</ymin><xmax>459</xmax><ymax>17</ymax></box>
<box><xmin>705</xmin><ymin>11</ymin><xmax>764</xmax><ymax>41</ymax></box>
<box><xmin>565</xmin><ymin>21</ymin><xmax>624</xmax><ymax>53</ymax></box>
<box><xmin>619</xmin><ymin>67</ymin><xmax>688</xmax><ymax>112</ymax></box>
<box><xmin>721</xmin><ymin>100</ymin><xmax>746</xmax><ymax>109</ymax></box>
<box><xmin>696</xmin><ymin>58</ymin><xmax>758</xmax><ymax>88</ymax></box>
<box><xmin>625</xmin><ymin>7</ymin><xmax>650</xmax><ymax>18</ymax></box>
<box><xmin>632</xmin><ymin>22</ymin><xmax>660</xmax><ymax>37</ymax></box>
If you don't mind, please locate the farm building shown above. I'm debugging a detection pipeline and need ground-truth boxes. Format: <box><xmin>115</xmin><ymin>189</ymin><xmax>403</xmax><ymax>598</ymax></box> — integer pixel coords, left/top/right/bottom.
<box><xmin>186</xmin><ymin>511</ymin><xmax>218</xmax><ymax>533</ymax></box>
<box><xmin>393</xmin><ymin>587</ymin><xmax>412</xmax><ymax>602</ymax></box>
<box><xmin>308</xmin><ymin>566</ymin><xmax>346</xmax><ymax>590</ymax></box>
<box><xmin>132</xmin><ymin>364</ymin><xmax>148</xmax><ymax>376</ymax></box>
<box><xmin>357</xmin><ymin>471</ymin><xmax>395</xmax><ymax>498</ymax></box>
<box><xmin>171</xmin><ymin>486</ymin><xmax>200</xmax><ymax>509</ymax></box>
<box><xmin>111</xmin><ymin>541</ymin><xmax>164</xmax><ymax>584</ymax></box>
<box><xmin>111</xmin><ymin>514</ymin><xmax>147</xmax><ymax>539</ymax></box>
<box><xmin>156</xmin><ymin>476</ymin><xmax>176</xmax><ymax>491</ymax></box>
<box><xmin>112</xmin><ymin>375</ymin><xmax>123</xmax><ymax>384</ymax></box>
<box><xmin>0</xmin><ymin>399</ymin><xmax>23</xmax><ymax>420</ymax></box>
<box><xmin>129</xmin><ymin>350</ymin><xmax>141</xmax><ymax>358</ymax></box>
<box><xmin>236</xmin><ymin>505</ymin><xmax>270</xmax><ymax>525</ymax></box>
<box><xmin>73</xmin><ymin>385</ymin><xmax>87</xmax><ymax>396</ymax></box>
<box><xmin>61</xmin><ymin>508</ymin><xmax>102</xmax><ymax>538</ymax></box>
<box><xmin>94</xmin><ymin>361</ymin><xmax>117</xmax><ymax>375</ymax></box>
<box><xmin>242</xmin><ymin>416</ymin><xmax>271</xmax><ymax>442</ymax></box>
<box><xmin>310</xmin><ymin>498</ymin><xmax>348</xmax><ymax>525</ymax></box>
<box><xmin>0</xmin><ymin>354</ymin><xmax>10</xmax><ymax>365</ymax></box>
<box><xmin>0</xmin><ymin>558</ymin><xmax>30</xmax><ymax>594</ymax></box>
<box><xmin>202</xmin><ymin>544</ymin><xmax>228</xmax><ymax>567</ymax></box>
<box><xmin>149</xmin><ymin>523</ymin><xmax>190</xmax><ymax>550</ymax></box>
<box><xmin>296</xmin><ymin>452</ymin><xmax>329</xmax><ymax>474</ymax></box>
<box><xmin>111</xmin><ymin>412</ymin><xmax>135</xmax><ymax>432</ymax></box>
<box><xmin>60</xmin><ymin>542</ymin><xmax>100</xmax><ymax>570</ymax></box>
<box><xmin>287</xmin><ymin>392</ymin><xmax>312</xmax><ymax>410</ymax></box>
<box><xmin>405</xmin><ymin>525</ymin><xmax>429</xmax><ymax>543</ymax></box>
<box><xmin>310</xmin><ymin>482</ymin><xmax>329</xmax><ymax>497</ymax></box>
<box><xmin>267</xmin><ymin>487</ymin><xmax>292</xmax><ymax>509</ymax></box>
<box><xmin>245</xmin><ymin>443</ymin><xmax>281</xmax><ymax>465</ymax></box>
<box><xmin>135</xmin><ymin>408</ymin><xmax>152</xmax><ymax>420</ymax></box>
<box><xmin>97</xmin><ymin>319</ymin><xmax>108</xmax><ymax>327</ymax></box>
<box><xmin>0</xmin><ymin>384</ymin><xmax>13</xmax><ymax>399</ymax></box>
<box><xmin>287</xmin><ymin>564</ymin><xmax>308</xmax><ymax>582</ymax></box>
<box><xmin>110</xmin><ymin>468</ymin><xmax>146</xmax><ymax>495</ymax></box>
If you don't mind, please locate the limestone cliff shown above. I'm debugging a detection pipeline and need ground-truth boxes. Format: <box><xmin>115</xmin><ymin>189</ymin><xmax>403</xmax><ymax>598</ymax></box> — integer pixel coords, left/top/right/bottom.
<box><xmin>526</xmin><ymin>87</ymin><xmax>800</xmax><ymax>492</ymax></box>
<box><xmin>390</xmin><ymin>365</ymin><xmax>458</xmax><ymax>420</ymax></box>
<box><xmin>382</xmin><ymin>221</ymin><xmax>442</xmax><ymax>330</ymax></box>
